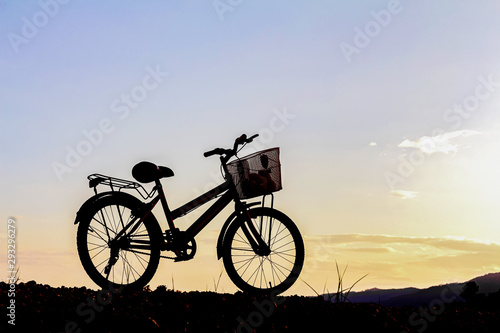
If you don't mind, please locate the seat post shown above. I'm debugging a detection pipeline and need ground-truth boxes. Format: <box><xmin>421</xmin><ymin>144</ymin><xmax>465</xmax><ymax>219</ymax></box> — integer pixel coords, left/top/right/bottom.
<box><xmin>155</xmin><ymin>179</ymin><xmax>176</xmax><ymax>230</ymax></box>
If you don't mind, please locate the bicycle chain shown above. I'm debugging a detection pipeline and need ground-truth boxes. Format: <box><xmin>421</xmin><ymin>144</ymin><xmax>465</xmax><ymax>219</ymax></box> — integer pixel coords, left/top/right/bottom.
<box><xmin>160</xmin><ymin>254</ymin><xmax>177</xmax><ymax>260</ymax></box>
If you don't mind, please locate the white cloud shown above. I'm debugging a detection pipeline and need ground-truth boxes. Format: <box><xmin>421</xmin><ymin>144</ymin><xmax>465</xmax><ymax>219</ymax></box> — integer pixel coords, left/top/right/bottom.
<box><xmin>390</xmin><ymin>190</ymin><xmax>418</xmax><ymax>199</ymax></box>
<box><xmin>398</xmin><ymin>129</ymin><xmax>481</xmax><ymax>155</ymax></box>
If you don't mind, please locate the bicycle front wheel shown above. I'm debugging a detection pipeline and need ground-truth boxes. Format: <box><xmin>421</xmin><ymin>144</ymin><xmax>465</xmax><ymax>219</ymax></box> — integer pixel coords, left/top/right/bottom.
<box><xmin>76</xmin><ymin>193</ymin><xmax>161</xmax><ymax>290</ymax></box>
<box><xmin>222</xmin><ymin>207</ymin><xmax>304</xmax><ymax>295</ymax></box>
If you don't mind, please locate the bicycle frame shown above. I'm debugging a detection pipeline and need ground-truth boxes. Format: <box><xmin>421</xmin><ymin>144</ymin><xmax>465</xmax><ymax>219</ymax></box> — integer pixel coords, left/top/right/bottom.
<box><xmin>145</xmin><ymin>176</ymin><xmax>271</xmax><ymax>260</ymax></box>
<box><xmin>156</xmin><ymin>179</ymin><xmax>234</xmax><ymax>239</ymax></box>
<box><xmin>102</xmin><ymin>180</ymin><xmax>233</xmax><ymax>255</ymax></box>
<box><xmin>108</xmin><ymin>174</ymin><xmax>255</xmax><ymax>250</ymax></box>
<box><xmin>80</xmin><ymin>143</ymin><xmax>270</xmax><ymax>261</ymax></box>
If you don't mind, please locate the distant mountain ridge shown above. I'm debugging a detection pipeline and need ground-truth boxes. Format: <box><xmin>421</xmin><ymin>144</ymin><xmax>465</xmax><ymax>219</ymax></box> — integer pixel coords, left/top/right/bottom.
<box><xmin>327</xmin><ymin>272</ymin><xmax>500</xmax><ymax>307</ymax></box>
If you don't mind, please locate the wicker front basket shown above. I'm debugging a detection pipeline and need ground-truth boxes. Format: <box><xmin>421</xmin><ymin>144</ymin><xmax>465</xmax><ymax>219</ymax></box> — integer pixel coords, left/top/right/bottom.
<box><xmin>227</xmin><ymin>147</ymin><xmax>282</xmax><ymax>199</ymax></box>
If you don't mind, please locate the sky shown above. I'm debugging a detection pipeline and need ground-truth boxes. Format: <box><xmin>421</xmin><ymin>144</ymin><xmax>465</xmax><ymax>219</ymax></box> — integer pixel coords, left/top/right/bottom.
<box><xmin>1</xmin><ymin>0</ymin><xmax>500</xmax><ymax>295</ymax></box>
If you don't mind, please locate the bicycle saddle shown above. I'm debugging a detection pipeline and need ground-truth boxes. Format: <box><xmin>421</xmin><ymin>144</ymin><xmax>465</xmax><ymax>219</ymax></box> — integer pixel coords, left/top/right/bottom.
<box><xmin>132</xmin><ymin>161</ymin><xmax>174</xmax><ymax>183</ymax></box>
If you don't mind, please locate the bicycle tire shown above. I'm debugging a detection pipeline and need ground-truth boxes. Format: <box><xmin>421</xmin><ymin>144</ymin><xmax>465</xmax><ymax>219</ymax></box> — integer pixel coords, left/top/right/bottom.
<box><xmin>76</xmin><ymin>193</ymin><xmax>161</xmax><ymax>290</ymax></box>
<box><xmin>222</xmin><ymin>207</ymin><xmax>304</xmax><ymax>295</ymax></box>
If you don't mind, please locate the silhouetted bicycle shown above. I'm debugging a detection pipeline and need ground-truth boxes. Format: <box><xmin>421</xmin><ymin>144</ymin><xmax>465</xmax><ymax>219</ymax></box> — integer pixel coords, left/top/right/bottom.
<box><xmin>74</xmin><ymin>134</ymin><xmax>304</xmax><ymax>294</ymax></box>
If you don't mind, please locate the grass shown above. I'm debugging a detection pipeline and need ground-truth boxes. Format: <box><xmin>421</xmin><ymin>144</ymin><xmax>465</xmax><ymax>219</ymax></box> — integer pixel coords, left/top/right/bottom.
<box><xmin>302</xmin><ymin>260</ymin><xmax>368</xmax><ymax>303</ymax></box>
<box><xmin>213</xmin><ymin>265</ymin><xmax>224</xmax><ymax>293</ymax></box>
<box><xmin>9</xmin><ymin>280</ymin><xmax>500</xmax><ymax>332</ymax></box>
<box><xmin>5</xmin><ymin>266</ymin><xmax>21</xmax><ymax>284</ymax></box>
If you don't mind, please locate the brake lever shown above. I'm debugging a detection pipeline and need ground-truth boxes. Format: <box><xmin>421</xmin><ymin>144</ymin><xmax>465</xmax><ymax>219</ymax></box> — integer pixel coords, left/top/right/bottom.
<box><xmin>247</xmin><ymin>134</ymin><xmax>259</xmax><ymax>142</ymax></box>
<box><xmin>233</xmin><ymin>134</ymin><xmax>247</xmax><ymax>151</ymax></box>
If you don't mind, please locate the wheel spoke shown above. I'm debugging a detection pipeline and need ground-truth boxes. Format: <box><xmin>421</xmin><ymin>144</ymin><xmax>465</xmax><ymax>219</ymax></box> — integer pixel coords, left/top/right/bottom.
<box><xmin>90</xmin><ymin>217</ymin><xmax>113</xmax><ymax>242</ymax></box>
<box><xmin>89</xmin><ymin>245</ymin><xmax>109</xmax><ymax>260</ymax></box>
<box><xmin>78</xmin><ymin>197</ymin><xmax>159</xmax><ymax>290</ymax></box>
<box><xmin>224</xmin><ymin>209</ymin><xmax>303</xmax><ymax>294</ymax></box>
<box><xmin>272</xmin><ymin>251</ymin><xmax>296</xmax><ymax>265</ymax></box>
<box><xmin>236</xmin><ymin>255</ymin><xmax>258</xmax><ymax>277</ymax></box>
<box><xmin>272</xmin><ymin>238</ymin><xmax>295</xmax><ymax>252</ymax></box>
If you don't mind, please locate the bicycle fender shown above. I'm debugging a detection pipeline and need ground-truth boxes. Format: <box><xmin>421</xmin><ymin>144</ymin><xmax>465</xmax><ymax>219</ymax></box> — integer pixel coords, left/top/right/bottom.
<box><xmin>216</xmin><ymin>211</ymin><xmax>240</xmax><ymax>259</ymax></box>
<box><xmin>73</xmin><ymin>191</ymin><xmax>137</xmax><ymax>224</ymax></box>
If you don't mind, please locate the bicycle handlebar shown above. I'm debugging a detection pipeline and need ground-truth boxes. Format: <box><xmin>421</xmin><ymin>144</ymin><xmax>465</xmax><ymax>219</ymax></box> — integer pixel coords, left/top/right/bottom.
<box><xmin>203</xmin><ymin>148</ymin><xmax>231</xmax><ymax>157</ymax></box>
<box><xmin>203</xmin><ymin>134</ymin><xmax>259</xmax><ymax>158</ymax></box>
<box><xmin>247</xmin><ymin>134</ymin><xmax>259</xmax><ymax>141</ymax></box>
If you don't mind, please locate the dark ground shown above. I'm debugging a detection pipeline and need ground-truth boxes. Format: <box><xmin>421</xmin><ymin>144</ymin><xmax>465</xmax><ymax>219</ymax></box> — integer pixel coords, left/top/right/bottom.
<box><xmin>1</xmin><ymin>281</ymin><xmax>499</xmax><ymax>333</ymax></box>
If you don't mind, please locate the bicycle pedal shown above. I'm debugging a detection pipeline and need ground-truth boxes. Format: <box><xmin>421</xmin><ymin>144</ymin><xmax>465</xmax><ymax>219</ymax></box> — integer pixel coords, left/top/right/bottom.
<box><xmin>173</xmin><ymin>248</ymin><xmax>195</xmax><ymax>262</ymax></box>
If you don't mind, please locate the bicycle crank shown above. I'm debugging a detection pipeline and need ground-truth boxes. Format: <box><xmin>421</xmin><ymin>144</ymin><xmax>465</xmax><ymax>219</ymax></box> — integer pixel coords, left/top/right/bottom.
<box><xmin>173</xmin><ymin>236</ymin><xmax>196</xmax><ymax>262</ymax></box>
<box><xmin>164</xmin><ymin>230</ymin><xmax>197</xmax><ymax>262</ymax></box>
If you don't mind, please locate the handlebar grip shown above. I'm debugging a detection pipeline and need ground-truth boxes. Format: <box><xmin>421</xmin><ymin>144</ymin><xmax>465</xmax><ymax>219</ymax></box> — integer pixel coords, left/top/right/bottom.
<box><xmin>205</xmin><ymin>134</ymin><xmax>259</xmax><ymax>158</ymax></box>
<box><xmin>204</xmin><ymin>148</ymin><xmax>227</xmax><ymax>157</ymax></box>
<box><xmin>204</xmin><ymin>149</ymin><xmax>217</xmax><ymax>157</ymax></box>
<box><xmin>247</xmin><ymin>134</ymin><xmax>259</xmax><ymax>142</ymax></box>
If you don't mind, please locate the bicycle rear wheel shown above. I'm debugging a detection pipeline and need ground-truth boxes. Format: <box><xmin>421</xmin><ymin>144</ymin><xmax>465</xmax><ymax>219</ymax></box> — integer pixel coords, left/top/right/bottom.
<box><xmin>76</xmin><ymin>193</ymin><xmax>161</xmax><ymax>290</ymax></box>
<box><xmin>222</xmin><ymin>207</ymin><xmax>304</xmax><ymax>294</ymax></box>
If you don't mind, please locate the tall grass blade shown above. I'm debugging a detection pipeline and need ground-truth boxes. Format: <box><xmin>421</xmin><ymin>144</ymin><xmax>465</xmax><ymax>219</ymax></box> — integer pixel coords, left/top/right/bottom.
<box><xmin>301</xmin><ymin>278</ymin><xmax>320</xmax><ymax>297</ymax></box>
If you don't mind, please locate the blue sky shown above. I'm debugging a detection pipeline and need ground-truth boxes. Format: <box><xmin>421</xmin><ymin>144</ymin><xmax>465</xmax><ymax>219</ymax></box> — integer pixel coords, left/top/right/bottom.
<box><xmin>1</xmin><ymin>0</ymin><xmax>500</xmax><ymax>293</ymax></box>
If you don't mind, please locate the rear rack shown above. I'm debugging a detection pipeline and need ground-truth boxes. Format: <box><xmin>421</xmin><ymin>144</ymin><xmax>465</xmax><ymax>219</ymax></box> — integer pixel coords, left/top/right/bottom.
<box><xmin>87</xmin><ymin>174</ymin><xmax>155</xmax><ymax>199</ymax></box>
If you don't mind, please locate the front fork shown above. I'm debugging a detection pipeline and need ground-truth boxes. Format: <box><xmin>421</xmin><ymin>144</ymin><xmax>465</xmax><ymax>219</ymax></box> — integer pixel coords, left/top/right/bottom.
<box><xmin>238</xmin><ymin>203</ymin><xmax>271</xmax><ymax>256</ymax></box>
